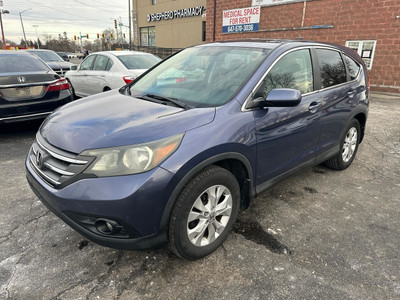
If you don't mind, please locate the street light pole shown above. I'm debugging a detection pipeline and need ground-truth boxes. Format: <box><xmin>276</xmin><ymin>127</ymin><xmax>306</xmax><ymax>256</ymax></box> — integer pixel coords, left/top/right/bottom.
<box><xmin>79</xmin><ymin>32</ymin><xmax>83</xmax><ymax>52</ymax></box>
<box><xmin>128</xmin><ymin>0</ymin><xmax>132</xmax><ymax>50</ymax></box>
<box><xmin>19</xmin><ymin>8</ymin><xmax>31</xmax><ymax>49</ymax></box>
<box><xmin>0</xmin><ymin>9</ymin><xmax>9</xmax><ymax>50</ymax></box>
<box><xmin>32</xmin><ymin>24</ymin><xmax>39</xmax><ymax>49</ymax></box>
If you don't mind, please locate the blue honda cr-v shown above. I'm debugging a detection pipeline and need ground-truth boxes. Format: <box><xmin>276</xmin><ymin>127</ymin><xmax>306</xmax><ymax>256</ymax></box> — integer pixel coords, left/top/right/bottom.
<box><xmin>26</xmin><ymin>40</ymin><xmax>369</xmax><ymax>259</ymax></box>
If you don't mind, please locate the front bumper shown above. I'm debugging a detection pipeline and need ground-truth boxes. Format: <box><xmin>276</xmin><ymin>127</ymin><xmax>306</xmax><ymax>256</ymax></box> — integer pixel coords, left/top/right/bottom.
<box><xmin>26</xmin><ymin>157</ymin><xmax>175</xmax><ymax>250</ymax></box>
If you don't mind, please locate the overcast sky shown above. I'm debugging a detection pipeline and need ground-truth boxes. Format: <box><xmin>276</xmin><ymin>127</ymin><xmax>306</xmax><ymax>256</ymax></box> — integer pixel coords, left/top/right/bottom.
<box><xmin>1</xmin><ymin>0</ymin><xmax>130</xmax><ymax>44</ymax></box>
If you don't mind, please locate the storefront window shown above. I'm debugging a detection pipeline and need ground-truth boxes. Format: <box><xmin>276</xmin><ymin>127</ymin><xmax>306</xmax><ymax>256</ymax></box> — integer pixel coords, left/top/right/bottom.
<box><xmin>140</xmin><ymin>27</ymin><xmax>156</xmax><ymax>47</ymax></box>
<box><xmin>345</xmin><ymin>40</ymin><xmax>377</xmax><ymax>70</ymax></box>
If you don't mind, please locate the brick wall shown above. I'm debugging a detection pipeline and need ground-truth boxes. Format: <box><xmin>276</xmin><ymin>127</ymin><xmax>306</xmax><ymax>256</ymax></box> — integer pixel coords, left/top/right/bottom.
<box><xmin>206</xmin><ymin>0</ymin><xmax>400</xmax><ymax>94</ymax></box>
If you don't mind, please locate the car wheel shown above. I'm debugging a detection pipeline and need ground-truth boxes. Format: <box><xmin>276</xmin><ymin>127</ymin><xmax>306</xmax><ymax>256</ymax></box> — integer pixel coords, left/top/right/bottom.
<box><xmin>104</xmin><ymin>87</ymin><xmax>111</xmax><ymax>92</ymax></box>
<box><xmin>67</xmin><ymin>79</ymin><xmax>77</xmax><ymax>99</ymax></box>
<box><xmin>324</xmin><ymin>119</ymin><xmax>361</xmax><ymax>170</ymax></box>
<box><xmin>168</xmin><ymin>165</ymin><xmax>240</xmax><ymax>259</ymax></box>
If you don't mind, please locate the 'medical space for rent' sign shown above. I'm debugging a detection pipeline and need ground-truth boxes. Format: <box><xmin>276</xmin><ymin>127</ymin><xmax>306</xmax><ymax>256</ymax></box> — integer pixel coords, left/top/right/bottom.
<box><xmin>222</xmin><ymin>6</ymin><xmax>260</xmax><ymax>34</ymax></box>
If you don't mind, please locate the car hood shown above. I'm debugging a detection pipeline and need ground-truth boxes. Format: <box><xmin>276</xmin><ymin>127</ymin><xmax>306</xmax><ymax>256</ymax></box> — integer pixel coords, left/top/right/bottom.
<box><xmin>40</xmin><ymin>90</ymin><xmax>215</xmax><ymax>153</ymax></box>
<box><xmin>46</xmin><ymin>61</ymin><xmax>74</xmax><ymax>69</ymax></box>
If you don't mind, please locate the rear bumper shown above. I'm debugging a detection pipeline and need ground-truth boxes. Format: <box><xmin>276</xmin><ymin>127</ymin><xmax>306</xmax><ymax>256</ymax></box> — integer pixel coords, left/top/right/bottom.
<box><xmin>0</xmin><ymin>91</ymin><xmax>72</xmax><ymax>123</ymax></box>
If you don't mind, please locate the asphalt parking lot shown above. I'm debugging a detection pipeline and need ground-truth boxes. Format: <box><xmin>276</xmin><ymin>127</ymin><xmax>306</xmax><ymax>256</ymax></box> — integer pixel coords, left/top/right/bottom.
<box><xmin>0</xmin><ymin>93</ymin><xmax>399</xmax><ymax>299</ymax></box>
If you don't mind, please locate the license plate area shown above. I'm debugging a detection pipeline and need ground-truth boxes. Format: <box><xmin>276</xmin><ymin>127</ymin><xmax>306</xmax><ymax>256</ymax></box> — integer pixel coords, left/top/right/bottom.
<box><xmin>1</xmin><ymin>86</ymin><xmax>45</xmax><ymax>101</ymax></box>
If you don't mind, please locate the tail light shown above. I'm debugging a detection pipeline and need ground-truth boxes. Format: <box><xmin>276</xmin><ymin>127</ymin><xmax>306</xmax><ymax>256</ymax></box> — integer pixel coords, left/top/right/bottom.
<box><xmin>123</xmin><ymin>76</ymin><xmax>136</xmax><ymax>84</ymax></box>
<box><xmin>46</xmin><ymin>79</ymin><xmax>70</xmax><ymax>92</ymax></box>
<box><xmin>176</xmin><ymin>77</ymin><xmax>187</xmax><ymax>83</ymax></box>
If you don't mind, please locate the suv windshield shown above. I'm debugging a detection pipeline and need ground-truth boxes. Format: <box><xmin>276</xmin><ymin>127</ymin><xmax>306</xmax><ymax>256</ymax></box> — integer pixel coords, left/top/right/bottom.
<box><xmin>29</xmin><ymin>50</ymin><xmax>64</xmax><ymax>62</ymax></box>
<box><xmin>129</xmin><ymin>46</ymin><xmax>270</xmax><ymax>108</ymax></box>
<box><xmin>117</xmin><ymin>54</ymin><xmax>161</xmax><ymax>70</ymax></box>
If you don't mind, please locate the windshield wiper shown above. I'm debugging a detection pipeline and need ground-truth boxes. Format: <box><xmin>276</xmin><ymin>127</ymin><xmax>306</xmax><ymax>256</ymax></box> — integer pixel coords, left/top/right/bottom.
<box><xmin>140</xmin><ymin>93</ymin><xmax>192</xmax><ymax>110</ymax></box>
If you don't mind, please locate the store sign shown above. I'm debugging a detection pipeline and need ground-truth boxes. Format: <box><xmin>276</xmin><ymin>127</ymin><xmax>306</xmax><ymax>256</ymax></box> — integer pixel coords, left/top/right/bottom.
<box><xmin>147</xmin><ymin>6</ymin><xmax>204</xmax><ymax>22</ymax></box>
<box><xmin>222</xmin><ymin>6</ymin><xmax>260</xmax><ymax>34</ymax></box>
<box><xmin>252</xmin><ymin>0</ymin><xmax>310</xmax><ymax>7</ymax></box>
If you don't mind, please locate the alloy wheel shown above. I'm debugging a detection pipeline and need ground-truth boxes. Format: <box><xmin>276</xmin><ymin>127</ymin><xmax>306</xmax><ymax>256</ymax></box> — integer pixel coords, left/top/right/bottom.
<box><xmin>342</xmin><ymin>127</ymin><xmax>358</xmax><ymax>162</ymax></box>
<box><xmin>186</xmin><ymin>185</ymin><xmax>233</xmax><ymax>247</ymax></box>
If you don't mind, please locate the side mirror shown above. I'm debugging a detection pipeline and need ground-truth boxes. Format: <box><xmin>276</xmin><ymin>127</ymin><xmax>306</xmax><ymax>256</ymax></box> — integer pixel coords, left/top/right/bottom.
<box><xmin>70</xmin><ymin>65</ymin><xmax>78</xmax><ymax>71</ymax></box>
<box><xmin>265</xmin><ymin>88</ymin><xmax>302</xmax><ymax>107</ymax></box>
<box><xmin>246</xmin><ymin>88</ymin><xmax>302</xmax><ymax>109</ymax></box>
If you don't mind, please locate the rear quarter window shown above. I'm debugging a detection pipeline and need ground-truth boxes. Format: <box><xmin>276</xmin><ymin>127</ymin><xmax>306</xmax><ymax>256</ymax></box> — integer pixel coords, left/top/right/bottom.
<box><xmin>316</xmin><ymin>49</ymin><xmax>347</xmax><ymax>89</ymax></box>
<box><xmin>343</xmin><ymin>54</ymin><xmax>361</xmax><ymax>80</ymax></box>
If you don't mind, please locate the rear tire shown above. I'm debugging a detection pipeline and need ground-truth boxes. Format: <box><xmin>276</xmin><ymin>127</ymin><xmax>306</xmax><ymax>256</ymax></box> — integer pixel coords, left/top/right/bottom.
<box><xmin>168</xmin><ymin>165</ymin><xmax>240</xmax><ymax>260</ymax></box>
<box><xmin>324</xmin><ymin>119</ymin><xmax>361</xmax><ymax>170</ymax></box>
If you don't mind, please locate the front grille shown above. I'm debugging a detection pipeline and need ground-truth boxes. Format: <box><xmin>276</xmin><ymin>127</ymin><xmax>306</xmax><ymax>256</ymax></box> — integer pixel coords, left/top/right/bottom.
<box><xmin>29</xmin><ymin>134</ymin><xmax>94</xmax><ymax>187</ymax></box>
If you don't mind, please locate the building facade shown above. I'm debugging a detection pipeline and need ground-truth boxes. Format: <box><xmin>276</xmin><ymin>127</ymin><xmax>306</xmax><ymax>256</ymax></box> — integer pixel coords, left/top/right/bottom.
<box><xmin>205</xmin><ymin>0</ymin><xmax>400</xmax><ymax>94</ymax></box>
<box><xmin>133</xmin><ymin>0</ymin><xmax>206</xmax><ymax>49</ymax></box>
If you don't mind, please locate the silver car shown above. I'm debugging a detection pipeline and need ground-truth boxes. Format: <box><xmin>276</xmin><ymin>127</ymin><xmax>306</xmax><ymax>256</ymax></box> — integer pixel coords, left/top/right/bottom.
<box><xmin>65</xmin><ymin>51</ymin><xmax>161</xmax><ymax>98</ymax></box>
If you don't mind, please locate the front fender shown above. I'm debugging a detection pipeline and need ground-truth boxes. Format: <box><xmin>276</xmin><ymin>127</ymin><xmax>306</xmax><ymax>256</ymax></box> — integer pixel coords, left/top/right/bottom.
<box><xmin>158</xmin><ymin>148</ymin><xmax>255</xmax><ymax>234</ymax></box>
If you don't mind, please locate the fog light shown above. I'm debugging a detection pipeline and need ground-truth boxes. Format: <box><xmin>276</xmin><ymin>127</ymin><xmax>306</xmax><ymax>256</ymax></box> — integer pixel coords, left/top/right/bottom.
<box><xmin>95</xmin><ymin>218</ymin><xmax>118</xmax><ymax>235</ymax></box>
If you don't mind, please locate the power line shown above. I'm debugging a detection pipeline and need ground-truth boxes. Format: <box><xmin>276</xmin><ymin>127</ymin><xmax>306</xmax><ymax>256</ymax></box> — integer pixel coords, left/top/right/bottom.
<box><xmin>24</xmin><ymin>0</ymin><xmax>126</xmax><ymax>22</ymax></box>
<box><xmin>72</xmin><ymin>0</ymin><xmax>95</xmax><ymax>8</ymax></box>
<box><xmin>8</xmin><ymin>14</ymin><xmax>119</xmax><ymax>23</ymax></box>
<box><xmin>72</xmin><ymin>0</ymin><xmax>110</xmax><ymax>8</ymax></box>
<box><xmin>25</xmin><ymin>0</ymin><xmax>96</xmax><ymax>21</ymax></box>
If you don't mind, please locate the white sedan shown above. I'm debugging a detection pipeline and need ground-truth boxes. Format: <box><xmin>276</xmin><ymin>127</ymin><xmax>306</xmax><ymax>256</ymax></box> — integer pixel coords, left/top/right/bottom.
<box><xmin>65</xmin><ymin>51</ymin><xmax>161</xmax><ymax>98</ymax></box>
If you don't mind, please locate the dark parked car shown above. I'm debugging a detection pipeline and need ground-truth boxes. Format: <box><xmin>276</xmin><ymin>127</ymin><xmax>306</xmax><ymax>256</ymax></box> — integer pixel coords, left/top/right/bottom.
<box><xmin>26</xmin><ymin>40</ymin><xmax>369</xmax><ymax>259</ymax></box>
<box><xmin>56</xmin><ymin>52</ymin><xmax>70</xmax><ymax>62</ymax></box>
<box><xmin>26</xmin><ymin>49</ymin><xmax>74</xmax><ymax>76</ymax></box>
<box><xmin>0</xmin><ymin>51</ymin><xmax>73</xmax><ymax>123</ymax></box>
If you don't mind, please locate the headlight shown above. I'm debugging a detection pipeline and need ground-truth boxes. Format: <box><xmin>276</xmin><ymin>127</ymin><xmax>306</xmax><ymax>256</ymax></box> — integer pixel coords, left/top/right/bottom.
<box><xmin>81</xmin><ymin>133</ymin><xmax>184</xmax><ymax>177</ymax></box>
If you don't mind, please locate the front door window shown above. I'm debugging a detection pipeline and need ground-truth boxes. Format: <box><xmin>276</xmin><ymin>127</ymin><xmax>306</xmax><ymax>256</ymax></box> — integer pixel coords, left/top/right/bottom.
<box><xmin>255</xmin><ymin>49</ymin><xmax>313</xmax><ymax>99</ymax></box>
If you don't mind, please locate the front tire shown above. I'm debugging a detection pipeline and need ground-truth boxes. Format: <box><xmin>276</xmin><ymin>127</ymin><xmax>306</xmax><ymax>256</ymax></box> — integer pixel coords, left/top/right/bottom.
<box><xmin>168</xmin><ymin>165</ymin><xmax>240</xmax><ymax>260</ymax></box>
<box><xmin>324</xmin><ymin>119</ymin><xmax>361</xmax><ymax>170</ymax></box>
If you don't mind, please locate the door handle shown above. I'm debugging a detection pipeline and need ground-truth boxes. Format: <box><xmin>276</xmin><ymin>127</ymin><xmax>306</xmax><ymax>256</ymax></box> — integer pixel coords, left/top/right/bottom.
<box><xmin>348</xmin><ymin>88</ymin><xmax>357</xmax><ymax>98</ymax></box>
<box><xmin>309</xmin><ymin>102</ymin><xmax>321</xmax><ymax>113</ymax></box>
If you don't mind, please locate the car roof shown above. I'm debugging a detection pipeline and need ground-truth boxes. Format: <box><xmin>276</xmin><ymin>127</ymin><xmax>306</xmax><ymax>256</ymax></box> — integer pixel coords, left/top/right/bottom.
<box><xmin>94</xmin><ymin>50</ymin><xmax>155</xmax><ymax>57</ymax></box>
<box><xmin>196</xmin><ymin>39</ymin><xmax>344</xmax><ymax>50</ymax></box>
<box><xmin>26</xmin><ymin>49</ymin><xmax>55</xmax><ymax>52</ymax></box>
<box><xmin>0</xmin><ymin>50</ymin><xmax>39</xmax><ymax>56</ymax></box>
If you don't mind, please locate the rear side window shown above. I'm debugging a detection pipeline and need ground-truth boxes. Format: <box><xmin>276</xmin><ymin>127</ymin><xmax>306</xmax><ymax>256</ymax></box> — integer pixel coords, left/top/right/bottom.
<box><xmin>255</xmin><ymin>49</ymin><xmax>313</xmax><ymax>98</ymax></box>
<box><xmin>0</xmin><ymin>54</ymin><xmax>50</xmax><ymax>73</ymax></box>
<box><xmin>80</xmin><ymin>55</ymin><xmax>96</xmax><ymax>70</ymax></box>
<box><xmin>316</xmin><ymin>49</ymin><xmax>346</xmax><ymax>89</ymax></box>
<box><xmin>343</xmin><ymin>54</ymin><xmax>360</xmax><ymax>80</ymax></box>
<box><xmin>93</xmin><ymin>55</ymin><xmax>110</xmax><ymax>71</ymax></box>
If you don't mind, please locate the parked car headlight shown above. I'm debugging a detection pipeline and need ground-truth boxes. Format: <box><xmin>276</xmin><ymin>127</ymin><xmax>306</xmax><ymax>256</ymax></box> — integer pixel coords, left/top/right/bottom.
<box><xmin>81</xmin><ymin>133</ymin><xmax>184</xmax><ymax>176</ymax></box>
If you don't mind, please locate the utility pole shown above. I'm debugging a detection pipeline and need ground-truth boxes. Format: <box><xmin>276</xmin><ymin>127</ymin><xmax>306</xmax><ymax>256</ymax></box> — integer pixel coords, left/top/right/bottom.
<box><xmin>128</xmin><ymin>0</ymin><xmax>132</xmax><ymax>50</ymax></box>
<box><xmin>132</xmin><ymin>0</ymin><xmax>138</xmax><ymax>47</ymax></box>
<box><xmin>0</xmin><ymin>8</ymin><xmax>9</xmax><ymax>50</ymax></box>
<box><xmin>19</xmin><ymin>8</ymin><xmax>31</xmax><ymax>48</ymax></box>
<box><xmin>32</xmin><ymin>24</ymin><xmax>39</xmax><ymax>49</ymax></box>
